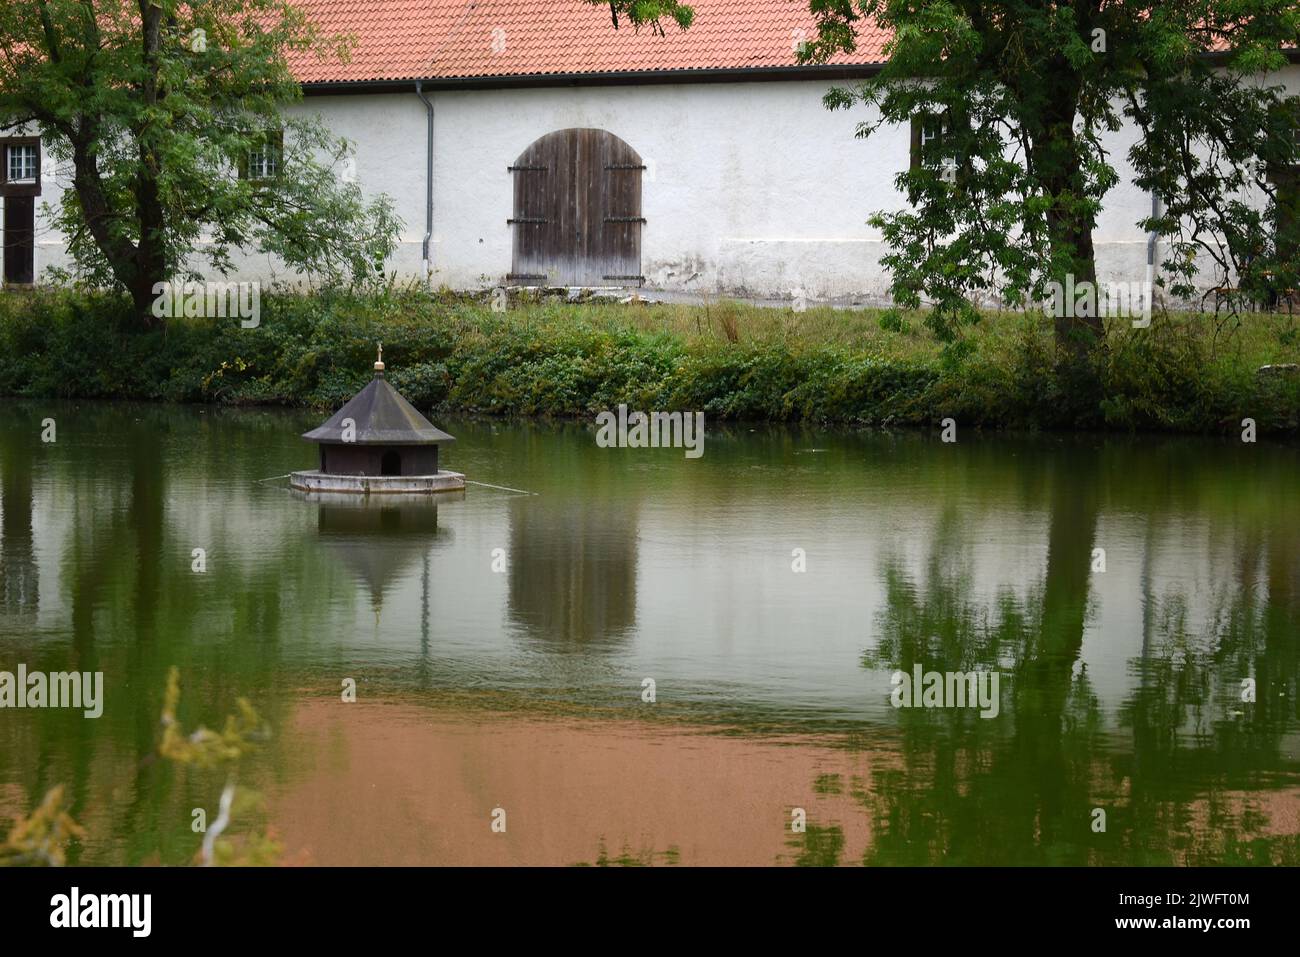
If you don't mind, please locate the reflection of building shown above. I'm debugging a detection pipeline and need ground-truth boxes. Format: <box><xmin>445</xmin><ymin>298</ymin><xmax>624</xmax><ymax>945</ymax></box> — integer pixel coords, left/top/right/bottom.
<box><xmin>314</xmin><ymin>499</ymin><xmax>450</xmax><ymax>615</ymax></box>
<box><xmin>0</xmin><ymin>435</ymin><xmax>37</xmax><ymax>612</ymax></box>
<box><xmin>507</xmin><ymin>498</ymin><xmax>637</xmax><ymax>647</ymax></box>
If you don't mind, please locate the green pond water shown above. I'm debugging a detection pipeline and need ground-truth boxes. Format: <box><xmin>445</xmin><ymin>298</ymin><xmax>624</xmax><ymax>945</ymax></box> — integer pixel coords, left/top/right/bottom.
<box><xmin>0</xmin><ymin>400</ymin><xmax>1298</xmax><ymax>865</ymax></box>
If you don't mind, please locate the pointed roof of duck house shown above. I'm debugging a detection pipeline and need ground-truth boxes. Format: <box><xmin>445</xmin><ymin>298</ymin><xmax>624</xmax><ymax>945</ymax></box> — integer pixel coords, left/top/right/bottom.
<box><xmin>302</xmin><ymin>345</ymin><xmax>455</xmax><ymax>446</ymax></box>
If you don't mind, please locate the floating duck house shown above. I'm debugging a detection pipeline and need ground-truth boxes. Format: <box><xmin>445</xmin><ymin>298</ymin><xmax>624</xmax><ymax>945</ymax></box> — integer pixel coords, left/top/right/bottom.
<box><xmin>291</xmin><ymin>347</ymin><xmax>465</xmax><ymax>495</ymax></box>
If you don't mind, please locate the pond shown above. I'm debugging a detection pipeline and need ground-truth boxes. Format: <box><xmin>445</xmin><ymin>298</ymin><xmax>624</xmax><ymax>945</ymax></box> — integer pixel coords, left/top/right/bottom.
<box><xmin>1</xmin><ymin>401</ymin><xmax>1298</xmax><ymax>865</ymax></box>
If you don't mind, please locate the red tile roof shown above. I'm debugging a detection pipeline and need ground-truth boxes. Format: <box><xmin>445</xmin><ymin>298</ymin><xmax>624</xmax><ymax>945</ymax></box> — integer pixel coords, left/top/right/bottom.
<box><xmin>287</xmin><ymin>0</ymin><xmax>889</xmax><ymax>84</ymax></box>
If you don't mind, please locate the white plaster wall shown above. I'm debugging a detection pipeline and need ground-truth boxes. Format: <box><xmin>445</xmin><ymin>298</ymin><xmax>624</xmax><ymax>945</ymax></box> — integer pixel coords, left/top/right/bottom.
<box><xmin>419</xmin><ymin>80</ymin><xmax>901</xmax><ymax>300</ymax></box>
<box><xmin>15</xmin><ymin>65</ymin><xmax>1300</xmax><ymax>302</ymax></box>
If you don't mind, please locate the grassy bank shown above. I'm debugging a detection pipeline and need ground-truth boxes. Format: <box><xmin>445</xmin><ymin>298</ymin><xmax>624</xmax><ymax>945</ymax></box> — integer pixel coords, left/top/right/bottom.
<box><xmin>1</xmin><ymin>287</ymin><xmax>1297</xmax><ymax>433</ymax></box>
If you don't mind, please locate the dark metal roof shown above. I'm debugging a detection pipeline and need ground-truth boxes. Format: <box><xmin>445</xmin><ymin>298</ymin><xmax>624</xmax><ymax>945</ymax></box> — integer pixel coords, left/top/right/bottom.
<box><xmin>302</xmin><ymin>374</ymin><xmax>455</xmax><ymax>445</ymax></box>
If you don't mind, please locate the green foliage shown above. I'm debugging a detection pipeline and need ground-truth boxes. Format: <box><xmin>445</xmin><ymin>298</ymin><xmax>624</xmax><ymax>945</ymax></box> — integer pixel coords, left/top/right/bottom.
<box><xmin>585</xmin><ymin>0</ymin><xmax>694</xmax><ymax>33</ymax></box>
<box><xmin>0</xmin><ymin>289</ymin><xmax>1297</xmax><ymax>433</ymax></box>
<box><xmin>878</xmin><ymin>308</ymin><xmax>910</xmax><ymax>333</ymax></box>
<box><xmin>0</xmin><ymin>0</ymin><xmax>401</xmax><ymax>320</ymax></box>
<box><xmin>803</xmin><ymin>1</ymin><xmax>1300</xmax><ymax>349</ymax></box>
<box><xmin>1101</xmin><ymin>320</ymin><xmax>1300</xmax><ymax>432</ymax></box>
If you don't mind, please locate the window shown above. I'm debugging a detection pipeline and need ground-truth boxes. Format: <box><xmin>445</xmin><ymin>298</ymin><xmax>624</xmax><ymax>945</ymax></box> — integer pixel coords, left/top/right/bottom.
<box><xmin>7</xmin><ymin>145</ymin><xmax>37</xmax><ymax>183</ymax></box>
<box><xmin>242</xmin><ymin>131</ymin><xmax>282</xmax><ymax>181</ymax></box>
<box><xmin>910</xmin><ymin>112</ymin><xmax>960</xmax><ymax>175</ymax></box>
<box><xmin>0</xmin><ymin>138</ymin><xmax>41</xmax><ymax>196</ymax></box>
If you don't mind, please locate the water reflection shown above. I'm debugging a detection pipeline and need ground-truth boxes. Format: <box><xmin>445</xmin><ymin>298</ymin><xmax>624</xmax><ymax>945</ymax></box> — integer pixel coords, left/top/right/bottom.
<box><xmin>314</xmin><ymin>498</ymin><xmax>451</xmax><ymax>615</ymax></box>
<box><xmin>507</xmin><ymin>496</ymin><xmax>638</xmax><ymax>649</ymax></box>
<box><xmin>0</xmin><ymin>403</ymin><xmax>1297</xmax><ymax>865</ymax></box>
<box><xmin>829</xmin><ymin>439</ymin><xmax>1300</xmax><ymax>866</ymax></box>
<box><xmin>0</xmin><ymin>427</ymin><xmax>36</xmax><ymax>612</ymax></box>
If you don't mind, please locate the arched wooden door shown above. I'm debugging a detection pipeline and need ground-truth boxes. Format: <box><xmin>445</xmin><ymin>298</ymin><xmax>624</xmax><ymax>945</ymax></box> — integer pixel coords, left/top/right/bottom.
<box><xmin>509</xmin><ymin>129</ymin><xmax>644</xmax><ymax>286</ymax></box>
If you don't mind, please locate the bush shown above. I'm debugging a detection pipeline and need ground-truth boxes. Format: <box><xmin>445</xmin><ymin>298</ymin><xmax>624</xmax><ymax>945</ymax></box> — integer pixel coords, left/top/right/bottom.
<box><xmin>0</xmin><ymin>288</ymin><xmax>1296</xmax><ymax>434</ymax></box>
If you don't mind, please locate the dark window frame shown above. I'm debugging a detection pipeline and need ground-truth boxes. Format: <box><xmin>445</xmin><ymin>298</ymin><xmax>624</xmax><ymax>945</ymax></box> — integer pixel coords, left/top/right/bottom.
<box><xmin>0</xmin><ymin>137</ymin><xmax>42</xmax><ymax>198</ymax></box>
<box><xmin>239</xmin><ymin>129</ymin><xmax>284</xmax><ymax>182</ymax></box>
<box><xmin>909</xmin><ymin>110</ymin><xmax>970</xmax><ymax>184</ymax></box>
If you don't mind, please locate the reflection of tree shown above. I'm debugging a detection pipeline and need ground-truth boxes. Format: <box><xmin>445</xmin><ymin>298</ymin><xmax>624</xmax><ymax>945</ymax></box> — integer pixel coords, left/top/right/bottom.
<box><xmin>1261</xmin><ymin>530</ymin><xmax>1300</xmax><ymax>727</ymax></box>
<box><xmin>856</xmin><ymin>442</ymin><xmax>1300</xmax><ymax>865</ymax></box>
<box><xmin>0</xmin><ymin>403</ymin><xmax>339</xmax><ymax>865</ymax></box>
<box><xmin>838</xmin><ymin>447</ymin><xmax>1106</xmax><ymax>863</ymax></box>
<box><xmin>1118</xmin><ymin>510</ymin><xmax>1300</xmax><ymax>865</ymax></box>
<box><xmin>862</xmin><ymin>548</ymin><xmax>1075</xmax><ymax>864</ymax></box>
<box><xmin>1011</xmin><ymin>448</ymin><xmax>1101</xmax><ymax>860</ymax></box>
<box><xmin>865</xmin><ymin>454</ymin><xmax>1108</xmax><ymax>864</ymax></box>
<box><xmin>128</xmin><ymin>419</ymin><xmax>165</xmax><ymax>644</ymax></box>
<box><xmin>786</xmin><ymin>822</ymin><xmax>846</xmax><ymax>867</ymax></box>
<box><xmin>507</xmin><ymin>497</ymin><xmax>637</xmax><ymax>648</ymax></box>
<box><xmin>0</xmin><ymin>426</ymin><xmax>37</xmax><ymax>612</ymax></box>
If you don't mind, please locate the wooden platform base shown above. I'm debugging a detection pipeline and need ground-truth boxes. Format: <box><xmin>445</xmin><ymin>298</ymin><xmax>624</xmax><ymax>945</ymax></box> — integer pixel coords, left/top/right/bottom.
<box><xmin>289</xmin><ymin>470</ymin><xmax>466</xmax><ymax>495</ymax></box>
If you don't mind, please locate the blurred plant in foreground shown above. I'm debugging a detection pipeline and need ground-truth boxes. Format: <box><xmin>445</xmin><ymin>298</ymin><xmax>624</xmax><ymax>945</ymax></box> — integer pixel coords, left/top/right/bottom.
<box><xmin>160</xmin><ymin>667</ymin><xmax>280</xmax><ymax>866</ymax></box>
<box><xmin>0</xmin><ymin>786</ymin><xmax>85</xmax><ymax>866</ymax></box>
<box><xmin>1</xmin><ymin>667</ymin><xmax>281</xmax><ymax>866</ymax></box>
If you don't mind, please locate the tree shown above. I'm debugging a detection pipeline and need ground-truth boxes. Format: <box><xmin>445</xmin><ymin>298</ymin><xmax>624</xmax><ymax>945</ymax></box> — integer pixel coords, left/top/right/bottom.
<box><xmin>0</xmin><ymin>0</ymin><xmax>400</xmax><ymax>327</ymax></box>
<box><xmin>596</xmin><ymin>0</ymin><xmax>694</xmax><ymax>32</ymax></box>
<box><xmin>799</xmin><ymin>1</ymin><xmax>1300</xmax><ymax>391</ymax></box>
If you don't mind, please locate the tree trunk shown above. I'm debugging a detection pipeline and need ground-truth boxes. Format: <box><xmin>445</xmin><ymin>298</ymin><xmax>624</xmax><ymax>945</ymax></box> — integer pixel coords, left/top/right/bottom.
<box><xmin>1049</xmin><ymin>219</ymin><xmax>1103</xmax><ymax>361</ymax></box>
<box><xmin>1019</xmin><ymin>442</ymin><xmax>1100</xmax><ymax>850</ymax></box>
<box><xmin>69</xmin><ymin>128</ymin><xmax>166</xmax><ymax>330</ymax></box>
<box><xmin>1029</xmin><ymin>70</ymin><xmax>1105</xmax><ymax>409</ymax></box>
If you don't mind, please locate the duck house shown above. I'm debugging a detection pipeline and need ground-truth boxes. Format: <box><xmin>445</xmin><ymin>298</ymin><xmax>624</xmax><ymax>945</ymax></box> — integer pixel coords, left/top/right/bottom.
<box><xmin>291</xmin><ymin>346</ymin><xmax>465</xmax><ymax>495</ymax></box>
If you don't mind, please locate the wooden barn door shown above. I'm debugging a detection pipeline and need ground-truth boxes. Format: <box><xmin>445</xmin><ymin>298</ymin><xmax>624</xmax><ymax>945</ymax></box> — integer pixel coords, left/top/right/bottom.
<box><xmin>509</xmin><ymin>129</ymin><xmax>643</xmax><ymax>286</ymax></box>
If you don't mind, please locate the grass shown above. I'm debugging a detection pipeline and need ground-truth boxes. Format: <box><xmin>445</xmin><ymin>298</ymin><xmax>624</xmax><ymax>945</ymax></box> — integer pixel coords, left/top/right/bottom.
<box><xmin>568</xmin><ymin>294</ymin><xmax>1297</xmax><ymax>366</ymax></box>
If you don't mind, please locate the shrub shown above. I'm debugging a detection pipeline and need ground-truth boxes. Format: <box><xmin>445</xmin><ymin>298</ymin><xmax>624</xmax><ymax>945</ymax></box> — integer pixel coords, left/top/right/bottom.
<box><xmin>0</xmin><ymin>289</ymin><xmax>1296</xmax><ymax>434</ymax></box>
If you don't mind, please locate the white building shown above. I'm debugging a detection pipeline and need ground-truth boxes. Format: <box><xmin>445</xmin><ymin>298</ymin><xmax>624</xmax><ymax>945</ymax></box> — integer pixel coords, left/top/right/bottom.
<box><xmin>2</xmin><ymin>0</ymin><xmax>1297</xmax><ymax>303</ymax></box>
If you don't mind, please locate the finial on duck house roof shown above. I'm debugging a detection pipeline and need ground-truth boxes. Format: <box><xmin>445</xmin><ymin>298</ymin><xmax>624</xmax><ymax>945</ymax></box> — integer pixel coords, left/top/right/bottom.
<box><xmin>374</xmin><ymin>342</ymin><xmax>385</xmax><ymax>376</ymax></box>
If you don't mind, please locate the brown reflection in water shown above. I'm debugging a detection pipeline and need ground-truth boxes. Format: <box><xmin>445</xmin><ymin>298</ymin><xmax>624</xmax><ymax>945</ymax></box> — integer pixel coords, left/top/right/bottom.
<box><xmin>0</xmin><ymin>431</ymin><xmax>37</xmax><ymax>612</ymax></box>
<box><xmin>268</xmin><ymin>699</ymin><xmax>877</xmax><ymax>866</ymax></box>
<box><xmin>507</xmin><ymin>498</ymin><xmax>637</xmax><ymax>648</ymax></box>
